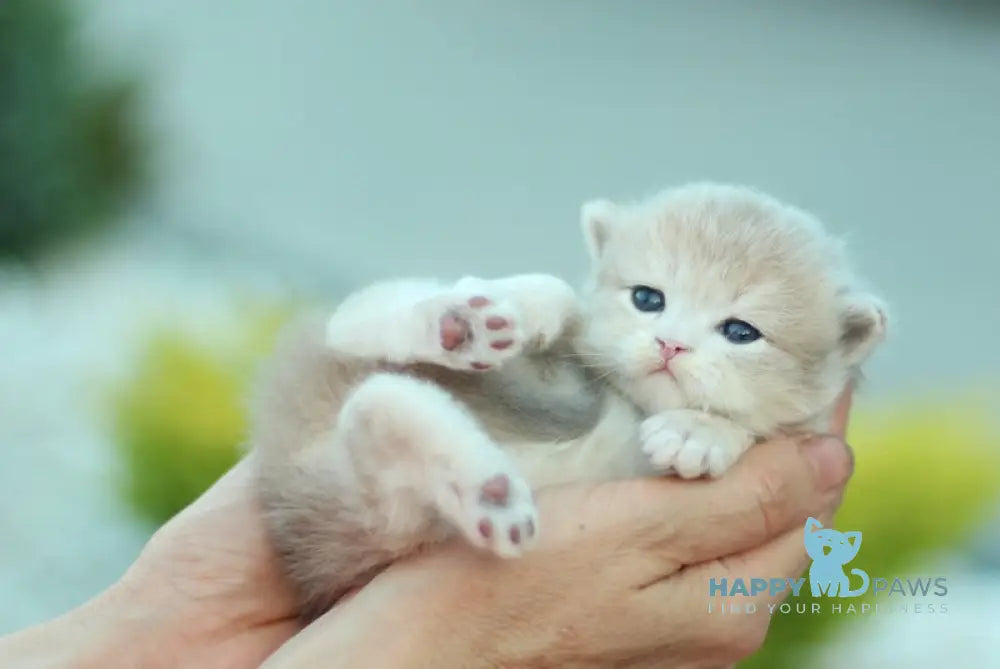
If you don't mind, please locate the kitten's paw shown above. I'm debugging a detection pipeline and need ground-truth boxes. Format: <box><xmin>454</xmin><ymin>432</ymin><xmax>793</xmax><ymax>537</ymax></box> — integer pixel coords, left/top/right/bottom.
<box><xmin>640</xmin><ymin>412</ymin><xmax>752</xmax><ymax>479</ymax></box>
<box><xmin>456</xmin><ymin>274</ymin><xmax>578</xmax><ymax>349</ymax></box>
<box><xmin>465</xmin><ymin>472</ymin><xmax>539</xmax><ymax>558</ymax></box>
<box><xmin>436</xmin><ymin>459</ymin><xmax>539</xmax><ymax>558</ymax></box>
<box><xmin>425</xmin><ymin>291</ymin><xmax>525</xmax><ymax>371</ymax></box>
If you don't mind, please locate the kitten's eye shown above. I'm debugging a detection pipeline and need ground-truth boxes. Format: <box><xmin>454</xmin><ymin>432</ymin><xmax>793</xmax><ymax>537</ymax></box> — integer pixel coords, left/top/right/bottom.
<box><xmin>630</xmin><ymin>285</ymin><xmax>665</xmax><ymax>312</ymax></box>
<box><xmin>719</xmin><ymin>319</ymin><xmax>762</xmax><ymax>344</ymax></box>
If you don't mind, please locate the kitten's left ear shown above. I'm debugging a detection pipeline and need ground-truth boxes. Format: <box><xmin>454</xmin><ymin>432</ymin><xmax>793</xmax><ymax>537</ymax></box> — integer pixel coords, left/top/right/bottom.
<box><xmin>580</xmin><ymin>198</ymin><xmax>619</xmax><ymax>260</ymax></box>
<box><xmin>839</xmin><ymin>291</ymin><xmax>888</xmax><ymax>366</ymax></box>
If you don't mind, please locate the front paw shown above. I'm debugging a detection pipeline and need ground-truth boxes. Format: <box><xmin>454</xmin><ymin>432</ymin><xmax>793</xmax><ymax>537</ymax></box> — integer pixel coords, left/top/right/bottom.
<box><xmin>426</xmin><ymin>291</ymin><xmax>525</xmax><ymax>371</ymax></box>
<box><xmin>640</xmin><ymin>411</ymin><xmax>752</xmax><ymax>478</ymax></box>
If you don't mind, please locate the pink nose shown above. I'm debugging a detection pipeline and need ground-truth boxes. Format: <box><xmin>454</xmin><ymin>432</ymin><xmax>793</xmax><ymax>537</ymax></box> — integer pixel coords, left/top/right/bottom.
<box><xmin>656</xmin><ymin>338</ymin><xmax>690</xmax><ymax>361</ymax></box>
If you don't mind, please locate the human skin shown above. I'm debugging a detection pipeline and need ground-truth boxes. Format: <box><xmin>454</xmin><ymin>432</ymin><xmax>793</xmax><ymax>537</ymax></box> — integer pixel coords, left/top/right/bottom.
<box><xmin>0</xmin><ymin>391</ymin><xmax>853</xmax><ymax>668</ymax></box>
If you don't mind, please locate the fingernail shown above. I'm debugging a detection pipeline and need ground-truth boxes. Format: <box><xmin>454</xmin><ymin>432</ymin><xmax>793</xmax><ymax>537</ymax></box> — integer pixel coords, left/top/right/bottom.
<box><xmin>804</xmin><ymin>437</ymin><xmax>853</xmax><ymax>490</ymax></box>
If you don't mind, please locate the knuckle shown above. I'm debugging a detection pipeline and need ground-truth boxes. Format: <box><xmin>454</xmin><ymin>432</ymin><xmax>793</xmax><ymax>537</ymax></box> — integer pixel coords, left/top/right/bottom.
<box><xmin>751</xmin><ymin>465</ymin><xmax>792</xmax><ymax>538</ymax></box>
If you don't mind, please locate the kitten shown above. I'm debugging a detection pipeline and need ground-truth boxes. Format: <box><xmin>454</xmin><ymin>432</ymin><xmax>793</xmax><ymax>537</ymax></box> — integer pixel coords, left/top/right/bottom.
<box><xmin>248</xmin><ymin>182</ymin><xmax>887</xmax><ymax>618</ymax></box>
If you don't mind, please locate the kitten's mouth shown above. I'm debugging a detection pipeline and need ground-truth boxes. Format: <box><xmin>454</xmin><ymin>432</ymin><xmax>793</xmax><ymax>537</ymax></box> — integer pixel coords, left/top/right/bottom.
<box><xmin>652</xmin><ymin>361</ymin><xmax>677</xmax><ymax>379</ymax></box>
<box><xmin>823</xmin><ymin>546</ymin><xmax>832</xmax><ymax>556</ymax></box>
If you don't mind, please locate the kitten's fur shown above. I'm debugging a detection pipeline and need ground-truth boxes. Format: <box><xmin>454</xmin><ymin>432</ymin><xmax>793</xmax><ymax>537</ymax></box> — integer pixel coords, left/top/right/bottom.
<box><xmin>249</xmin><ymin>183</ymin><xmax>887</xmax><ymax>618</ymax></box>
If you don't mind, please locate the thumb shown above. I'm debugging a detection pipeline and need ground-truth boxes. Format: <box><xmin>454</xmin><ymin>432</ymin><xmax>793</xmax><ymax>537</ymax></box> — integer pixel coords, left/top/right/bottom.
<box><xmin>613</xmin><ymin>434</ymin><xmax>853</xmax><ymax>565</ymax></box>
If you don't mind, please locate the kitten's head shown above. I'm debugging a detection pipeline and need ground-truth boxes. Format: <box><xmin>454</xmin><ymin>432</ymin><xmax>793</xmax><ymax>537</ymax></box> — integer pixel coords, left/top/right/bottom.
<box><xmin>803</xmin><ymin>517</ymin><xmax>862</xmax><ymax>565</ymax></box>
<box><xmin>576</xmin><ymin>183</ymin><xmax>886</xmax><ymax>433</ymax></box>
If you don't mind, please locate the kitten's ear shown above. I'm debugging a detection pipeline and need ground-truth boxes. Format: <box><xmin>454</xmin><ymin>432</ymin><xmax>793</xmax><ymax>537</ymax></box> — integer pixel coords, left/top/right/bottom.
<box><xmin>844</xmin><ymin>531</ymin><xmax>862</xmax><ymax>550</ymax></box>
<box><xmin>840</xmin><ymin>291</ymin><xmax>888</xmax><ymax>366</ymax></box>
<box><xmin>580</xmin><ymin>198</ymin><xmax>618</xmax><ymax>260</ymax></box>
<box><xmin>805</xmin><ymin>517</ymin><xmax>823</xmax><ymax>532</ymax></box>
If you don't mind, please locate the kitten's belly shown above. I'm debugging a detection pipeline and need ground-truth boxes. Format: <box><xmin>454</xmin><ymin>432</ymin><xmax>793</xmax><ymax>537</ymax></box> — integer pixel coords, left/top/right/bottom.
<box><xmin>420</xmin><ymin>351</ymin><xmax>646</xmax><ymax>488</ymax></box>
<box><xmin>504</xmin><ymin>394</ymin><xmax>644</xmax><ymax>489</ymax></box>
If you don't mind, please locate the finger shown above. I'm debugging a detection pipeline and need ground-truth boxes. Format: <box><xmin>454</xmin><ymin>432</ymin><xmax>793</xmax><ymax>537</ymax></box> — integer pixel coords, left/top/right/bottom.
<box><xmin>633</xmin><ymin>435</ymin><xmax>853</xmax><ymax>565</ymax></box>
<box><xmin>691</xmin><ymin>501</ymin><xmax>840</xmax><ymax>611</ymax></box>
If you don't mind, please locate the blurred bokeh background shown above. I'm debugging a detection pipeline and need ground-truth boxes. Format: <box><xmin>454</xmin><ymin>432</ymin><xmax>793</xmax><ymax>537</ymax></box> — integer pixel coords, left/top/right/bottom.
<box><xmin>1</xmin><ymin>0</ymin><xmax>998</xmax><ymax>665</ymax></box>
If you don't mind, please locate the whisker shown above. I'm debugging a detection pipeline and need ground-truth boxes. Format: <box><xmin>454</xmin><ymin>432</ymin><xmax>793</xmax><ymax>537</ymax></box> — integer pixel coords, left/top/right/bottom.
<box><xmin>584</xmin><ymin>368</ymin><xmax>618</xmax><ymax>386</ymax></box>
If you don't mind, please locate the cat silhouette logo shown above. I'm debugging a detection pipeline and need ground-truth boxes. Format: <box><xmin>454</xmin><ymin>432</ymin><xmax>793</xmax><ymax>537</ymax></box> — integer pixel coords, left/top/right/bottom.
<box><xmin>804</xmin><ymin>517</ymin><xmax>870</xmax><ymax>598</ymax></box>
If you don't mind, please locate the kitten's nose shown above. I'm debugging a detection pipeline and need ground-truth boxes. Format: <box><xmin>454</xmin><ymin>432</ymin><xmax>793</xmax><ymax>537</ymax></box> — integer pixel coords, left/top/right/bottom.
<box><xmin>656</xmin><ymin>338</ymin><xmax>690</xmax><ymax>361</ymax></box>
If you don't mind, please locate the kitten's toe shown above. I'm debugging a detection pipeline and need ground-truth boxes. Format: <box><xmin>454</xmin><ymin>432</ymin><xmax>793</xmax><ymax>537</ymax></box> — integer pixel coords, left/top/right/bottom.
<box><xmin>471</xmin><ymin>499</ymin><xmax>539</xmax><ymax>559</ymax></box>
<box><xmin>674</xmin><ymin>439</ymin><xmax>712</xmax><ymax>479</ymax></box>
<box><xmin>673</xmin><ymin>436</ymin><xmax>745</xmax><ymax>478</ymax></box>
<box><xmin>706</xmin><ymin>444</ymin><xmax>741</xmax><ymax>478</ymax></box>
<box><xmin>640</xmin><ymin>415</ymin><xmax>686</xmax><ymax>473</ymax></box>
<box><xmin>465</xmin><ymin>300</ymin><xmax>525</xmax><ymax>370</ymax></box>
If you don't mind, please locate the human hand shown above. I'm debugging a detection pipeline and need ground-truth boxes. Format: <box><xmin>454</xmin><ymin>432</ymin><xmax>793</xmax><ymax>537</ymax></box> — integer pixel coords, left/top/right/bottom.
<box><xmin>2</xmin><ymin>390</ymin><xmax>852</xmax><ymax>669</ymax></box>
<box><xmin>264</xmin><ymin>390</ymin><xmax>854</xmax><ymax>669</ymax></box>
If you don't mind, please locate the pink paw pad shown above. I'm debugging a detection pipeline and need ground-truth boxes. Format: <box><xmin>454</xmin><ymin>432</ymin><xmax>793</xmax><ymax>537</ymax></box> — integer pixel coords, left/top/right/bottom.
<box><xmin>439</xmin><ymin>313</ymin><xmax>470</xmax><ymax>351</ymax></box>
<box><xmin>433</xmin><ymin>289</ymin><xmax>522</xmax><ymax>369</ymax></box>
<box><xmin>479</xmin><ymin>474</ymin><xmax>510</xmax><ymax>505</ymax></box>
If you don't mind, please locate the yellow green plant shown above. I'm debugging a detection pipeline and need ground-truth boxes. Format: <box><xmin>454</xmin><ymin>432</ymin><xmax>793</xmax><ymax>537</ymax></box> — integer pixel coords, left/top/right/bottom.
<box><xmin>110</xmin><ymin>306</ymin><xmax>289</xmax><ymax>525</ymax></box>
<box><xmin>743</xmin><ymin>394</ymin><xmax>1000</xmax><ymax>667</ymax></box>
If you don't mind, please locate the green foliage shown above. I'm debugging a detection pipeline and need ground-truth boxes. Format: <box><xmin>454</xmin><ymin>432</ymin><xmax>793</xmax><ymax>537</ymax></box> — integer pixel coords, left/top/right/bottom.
<box><xmin>0</xmin><ymin>0</ymin><xmax>148</xmax><ymax>259</ymax></box>
<box><xmin>111</xmin><ymin>308</ymin><xmax>288</xmax><ymax>525</ymax></box>
<box><xmin>743</xmin><ymin>396</ymin><xmax>1000</xmax><ymax>668</ymax></box>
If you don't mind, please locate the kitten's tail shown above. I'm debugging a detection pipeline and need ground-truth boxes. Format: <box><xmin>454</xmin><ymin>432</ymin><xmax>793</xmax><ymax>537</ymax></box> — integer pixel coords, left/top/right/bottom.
<box><xmin>847</xmin><ymin>568</ymin><xmax>870</xmax><ymax>597</ymax></box>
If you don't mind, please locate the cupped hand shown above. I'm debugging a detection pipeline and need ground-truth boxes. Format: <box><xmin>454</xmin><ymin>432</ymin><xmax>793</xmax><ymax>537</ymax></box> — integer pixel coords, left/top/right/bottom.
<box><xmin>264</xmin><ymin>391</ymin><xmax>854</xmax><ymax>668</ymax></box>
<box><xmin>107</xmin><ymin>453</ymin><xmax>302</xmax><ymax>667</ymax></box>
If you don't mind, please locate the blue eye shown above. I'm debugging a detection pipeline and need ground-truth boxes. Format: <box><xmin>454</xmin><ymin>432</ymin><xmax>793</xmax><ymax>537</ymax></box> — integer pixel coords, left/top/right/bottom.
<box><xmin>630</xmin><ymin>286</ymin><xmax>665</xmax><ymax>312</ymax></box>
<box><xmin>719</xmin><ymin>319</ymin><xmax>762</xmax><ymax>344</ymax></box>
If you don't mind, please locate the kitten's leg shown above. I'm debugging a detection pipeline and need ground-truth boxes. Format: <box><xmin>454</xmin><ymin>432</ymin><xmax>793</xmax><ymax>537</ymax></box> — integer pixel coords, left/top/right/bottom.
<box><xmin>325</xmin><ymin>275</ymin><xmax>577</xmax><ymax>370</ymax></box>
<box><xmin>639</xmin><ymin>410</ymin><xmax>755</xmax><ymax>478</ymax></box>
<box><xmin>334</xmin><ymin>373</ymin><xmax>539</xmax><ymax>557</ymax></box>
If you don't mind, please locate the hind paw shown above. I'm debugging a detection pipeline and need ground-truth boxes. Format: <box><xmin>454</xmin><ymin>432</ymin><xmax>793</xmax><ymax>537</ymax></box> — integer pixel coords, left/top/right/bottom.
<box><xmin>433</xmin><ymin>452</ymin><xmax>539</xmax><ymax>558</ymax></box>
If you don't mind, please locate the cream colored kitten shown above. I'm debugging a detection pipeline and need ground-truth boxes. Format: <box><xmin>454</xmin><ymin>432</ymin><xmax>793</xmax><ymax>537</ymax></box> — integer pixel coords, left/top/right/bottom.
<box><xmin>249</xmin><ymin>183</ymin><xmax>887</xmax><ymax>618</ymax></box>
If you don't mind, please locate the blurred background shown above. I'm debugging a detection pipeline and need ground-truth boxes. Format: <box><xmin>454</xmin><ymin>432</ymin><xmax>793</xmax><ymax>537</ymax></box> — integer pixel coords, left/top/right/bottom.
<box><xmin>1</xmin><ymin>0</ymin><xmax>998</xmax><ymax>665</ymax></box>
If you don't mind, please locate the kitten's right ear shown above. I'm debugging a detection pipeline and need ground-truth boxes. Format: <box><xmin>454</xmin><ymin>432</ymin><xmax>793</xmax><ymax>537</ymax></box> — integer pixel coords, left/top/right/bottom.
<box><xmin>840</xmin><ymin>291</ymin><xmax>888</xmax><ymax>366</ymax></box>
<box><xmin>805</xmin><ymin>517</ymin><xmax>823</xmax><ymax>532</ymax></box>
<box><xmin>581</xmin><ymin>198</ymin><xmax>618</xmax><ymax>260</ymax></box>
